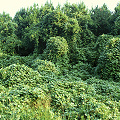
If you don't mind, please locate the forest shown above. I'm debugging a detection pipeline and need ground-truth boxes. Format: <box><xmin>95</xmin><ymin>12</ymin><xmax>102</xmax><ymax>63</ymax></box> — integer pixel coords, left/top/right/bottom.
<box><xmin>0</xmin><ymin>1</ymin><xmax>120</xmax><ymax>119</ymax></box>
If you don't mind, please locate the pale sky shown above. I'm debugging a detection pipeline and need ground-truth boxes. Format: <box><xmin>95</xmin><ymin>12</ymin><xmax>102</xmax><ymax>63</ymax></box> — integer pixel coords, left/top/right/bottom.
<box><xmin>0</xmin><ymin>0</ymin><xmax>120</xmax><ymax>18</ymax></box>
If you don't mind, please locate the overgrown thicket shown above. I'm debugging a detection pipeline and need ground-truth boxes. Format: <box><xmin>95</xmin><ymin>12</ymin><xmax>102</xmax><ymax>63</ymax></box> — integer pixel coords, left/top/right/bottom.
<box><xmin>0</xmin><ymin>1</ymin><xmax>120</xmax><ymax>120</ymax></box>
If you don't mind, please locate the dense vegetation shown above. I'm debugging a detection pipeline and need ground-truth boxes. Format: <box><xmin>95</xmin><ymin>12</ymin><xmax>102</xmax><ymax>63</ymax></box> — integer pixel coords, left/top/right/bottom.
<box><xmin>0</xmin><ymin>1</ymin><xmax>120</xmax><ymax>119</ymax></box>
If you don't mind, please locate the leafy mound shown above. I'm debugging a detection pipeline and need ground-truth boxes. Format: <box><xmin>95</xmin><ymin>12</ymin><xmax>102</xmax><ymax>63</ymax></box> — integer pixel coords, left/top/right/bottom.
<box><xmin>0</xmin><ymin>84</ymin><xmax>61</xmax><ymax>120</ymax></box>
<box><xmin>95</xmin><ymin>37</ymin><xmax>120</xmax><ymax>81</ymax></box>
<box><xmin>31</xmin><ymin>58</ymin><xmax>59</xmax><ymax>75</ymax></box>
<box><xmin>46</xmin><ymin>78</ymin><xmax>120</xmax><ymax>119</ymax></box>
<box><xmin>86</xmin><ymin>77</ymin><xmax>120</xmax><ymax>101</ymax></box>
<box><xmin>0</xmin><ymin>53</ymin><xmax>35</xmax><ymax>68</ymax></box>
<box><xmin>0</xmin><ymin>64</ymin><xmax>43</xmax><ymax>87</ymax></box>
<box><xmin>43</xmin><ymin>36</ymin><xmax>69</xmax><ymax>63</ymax></box>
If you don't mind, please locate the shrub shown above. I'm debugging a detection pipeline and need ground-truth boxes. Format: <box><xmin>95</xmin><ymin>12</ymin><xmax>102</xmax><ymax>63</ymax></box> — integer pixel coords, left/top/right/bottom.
<box><xmin>31</xmin><ymin>58</ymin><xmax>59</xmax><ymax>76</ymax></box>
<box><xmin>94</xmin><ymin>34</ymin><xmax>113</xmax><ymax>60</ymax></box>
<box><xmin>43</xmin><ymin>36</ymin><xmax>69</xmax><ymax>63</ymax></box>
<box><xmin>114</xmin><ymin>16</ymin><xmax>120</xmax><ymax>35</ymax></box>
<box><xmin>89</xmin><ymin>4</ymin><xmax>112</xmax><ymax>36</ymax></box>
<box><xmin>0</xmin><ymin>13</ymin><xmax>21</xmax><ymax>55</ymax></box>
<box><xmin>38</xmin><ymin>10</ymin><xmax>68</xmax><ymax>41</ymax></box>
<box><xmin>79</xmin><ymin>28</ymin><xmax>96</xmax><ymax>47</ymax></box>
<box><xmin>0</xmin><ymin>64</ymin><xmax>43</xmax><ymax>87</ymax></box>
<box><xmin>86</xmin><ymin>77</ymin><xmax>120</xmax><ymax>101</ymax></box>
<box><xmin>0</xmin><ymin>84</ymin><xmax>61</xmax><ymax>120</ymax></box>
<box><xmin>95</xmin><ymin>37</ymin><xmax>120</xmax><ymax>81</ymax></box>
<box><xmin>69</xmin><ymin>61</ymin><xmax>93</xmax><ymax>80</ymax></box>
<box><xmin>0</xmin><ymin>54</ymin><xmax>35</xmax><ymax>68</ymax></box>
<box><xmin>47</xmin><ymin>78</ymin><xmax>120</xmax><ymax>119</ymax></box>
<box><xmin>0</xmin><ymin>35</ymin><xmax>21</xmax><ymax>55</ymax></box>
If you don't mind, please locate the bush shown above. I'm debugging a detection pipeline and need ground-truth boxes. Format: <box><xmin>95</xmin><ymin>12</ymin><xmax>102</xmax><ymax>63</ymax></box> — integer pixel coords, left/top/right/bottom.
<box><xmin>0</xmin><ymin>54</ymin><xmax>20</xmax><ymax>68</ymax></box>
<box><xmin>114</xmin><ymin>16</ymin><xmax>120</xmax><ymax>35</ymax></box>
<box><xmin>0</xmin><ymin>84</ymin><xmax>61</xmax><ymax>120</ymax></box>
<box><xmin>31</xmin><ymin>58</ymin><xmax>59</xmax><ymax>76</ymax></box>
<box><xmin>0</xmin><ymin>35</ymin><xmax>21</xmax><ymax>55</ymax></box>
<box><xmin>69</xmin><ymin>61</ymin><xmax>93</xmax><ymax>80</ymax></box>
<box><xmin>0</xmin><ymin>54</ymin><xmax>35</xmax><ymax>68</ymax></box>
<box><xmin>0</xmin><ymin>64</ymin><xmax>43</xmax><ymax>87</ymax></box>
<box><xmin>43</xmin><ymin>36</ymin><xmax>69</xmax><ymax>63</ymax></box>
<box><xmin>38</xmin><ymin>10</ymin><xmax>68</xmax><ymax>41</ymax></box>
<box><xmin>61</xmin><ymin>2</ymin><xmax>91</xmax><ymax>28</ymax></box>
<box><xmin>89</xmin><ymin>4</ymin><xmax>112</xmax><ymax>36</ymax></box>
<box><xmin>79</xmin><ymin>28</ymin><xmax>96</xmax><ymax>47</ymax></box>
<box><xmin>95</xmin><ymin>37</ymin><xmax>120</xmax><ymax>81</ymax></box>
<box><xmin>0</xmin><ymin>2</ymin><xmax>120</xmax><ymax>120</ymax></box>
<box><xmin>47</xmin><ymin>78</ymin><xmax>120</xmax><ymax>119</ymax></box>
<box><xmin>86</xmin><ymin>77</ymin><xmax>120</xmax><ymax>101</ymax></box>
<box><xmin>0</xmin><ymin>14</ymin><xmax>21</xmax><ymax>55</ymax></box>
<box><xmin>94</xmin><ymin>34</ymin><xmax>113</xmax><ymax>60</ymax></box>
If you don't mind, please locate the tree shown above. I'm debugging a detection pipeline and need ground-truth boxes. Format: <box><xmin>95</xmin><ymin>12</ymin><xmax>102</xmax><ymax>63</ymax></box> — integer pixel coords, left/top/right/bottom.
<box><xmin>114</xmin><ymin>16</ymin><xmax>120</xmax><ymax>35</ymax></box>
<box><xmin>95</xmin><ymin>37</ymin><xmax>120</xmax><ymax>82</ymax></box>
<box><xmin>0</xmin><ymin>12</ymin><xmax>12</xmax><ymax>22</ymax></box>
<box><xmin>13</xmin><ymin>3</ymin><xmax>54</xmax><ymax>55</ymax></box>
<box><xmin>0</xmin><ymin>12</ymin><xmax>21</xmax><ymax>55</ymax></box>
<box><xmin>62</xmin><ymin>2</ymin><xmax>91</xmax><ymax>29</ymax></box>
<box><xmin>13</xmin><ymin>4</ymin><xmax>42</xmax><ymax>39</ymax></box>
<box><xmin>110</xmin><ymin>3</ymin><xmax>120</xmax><ymax>35</ymax></box>
<box><xmin>42</xmin><ymin>36</ymin><xmax>69</xmax><ymax>74</ymax></box>
<box><xmin>43</xmin><ymin>36</ymin><xmax>69</xmax><ymax>63</ymax></box>
<box><xmin>89</xmin><ymin>4</ymin><xmax>112</xmax><ymax>36</ymax></box>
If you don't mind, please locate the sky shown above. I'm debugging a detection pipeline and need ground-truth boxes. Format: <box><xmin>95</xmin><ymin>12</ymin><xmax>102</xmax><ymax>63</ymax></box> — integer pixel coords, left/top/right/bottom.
<box><xmin>0</xmin><ymin>0</ymin><xmax>120</xmax><ymax>18</ymax></box>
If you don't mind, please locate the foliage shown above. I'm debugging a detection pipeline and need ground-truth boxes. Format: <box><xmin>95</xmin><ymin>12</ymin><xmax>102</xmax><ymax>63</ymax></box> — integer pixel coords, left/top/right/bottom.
<box><xmin>62</xmin><ymin>2</ymin><xmax>91</xmax><ymax>28</ymax></box>
<box><xmin>0</xmin><ymin>64</ymin><xmax>43</xmax><ymax>87</ymax></box>
<box><xmin>0</xmin><ymin>21</ymin><xmax>17</xmax><ymax>37</ymax></box>
<box><xmin>109</xmin><ymin>3</ymin><xmax>120</xmax><ymax>35</ymax></box>
<box><xmin>93</xmin><ymin>34</ymin><xmax>114</xmax><ymax>66</ymax></box>
<box><xmin>43</xmin><ymin>36</ymin><xmax>69</xmax><ymax>63</ymax></box>
<box><xmin>47</xmin><ymin>78</ymin><xmax>120</xmax><ymax>119</ymax></box>
<box><xmin>69</xmin><ymin>61</ymin><xmax>93</xmax><ymax>80</ymax></box>
<box><xmin>0</xmin><ymin>13</ymin><xmax>21</xmax><ymax>55</ymax></box>
<box><xmin>0</xmin><ymin>12</ymin><xmax>12</xmax><ymax>24</ymax></box>
<box><xmin>76</xmin><ymin>29</ymin><xmax>96</xmax><ymax>66</ymax></box>
<box><xmin>0</xmin><ymin>53</ymin><xmax>35</xmax><ymax>68</ymax></box>
<box><xmin>114</xmin><ymin>16</ymin><xmax>120</xmax><ymax>35</ymax></box>
<box><xmin>38</xmin><ymin>10</ymin><xmax>68</xmax><ymax>41</ymax></box>
<box><xmin>31</xmin><ymin>58</ymin><xmax>59</xmax><ymax>76</ymax></box>
<box><xmin>86</xmin><ymin>77</ymin><xmax>120</xmax><ymax>101</ymax></box>
<box><xmin>0</xmin><ymin>1</ymin><xmax>120</xmax><ymax>120</ymax></box>
<box><xmin>89</xmin><ymin>4</ymin><xmax>112</xmax><ymax>36</ymax></box>
<box><xmin>0</xmin><ymin>35</ymin><xmax>21</xmax><ymax>55</ymax></box>
<box><xmin>0</xmin><ymin>84</ymin><xmax>61</xmax><ymax>120</ymax></box>
<box><xmin>63</xmin><ymin>17</ymin><xmax>80</xmax><ymax>64</ymax></box>
<box><xmin>13</xmin><ymin>4</ymin><xmax>40</xmax><ymax>39</ymax></box>
<box><xmin>42</xmin><ymin>36</ymin><xmax>70</xmax><ymax>74</ymax></box>
<box><xmin>13</xmin><ymin>3</ymin><xmax>54</xmax><ymax>55</ymax></box>
<box><xmin>13</xmin><ymin>4</ymin><xmax>40</xmax><ymax>55</ymax></box>
<box><xmin>95</xmin><ymin>37</ymin><xmax>120</xmax><ymax>81</ymax></box>
<box><xmin>80</xmin><ymin>29</ymin><xmax>96</xmax><ymax>45</ymax></box>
